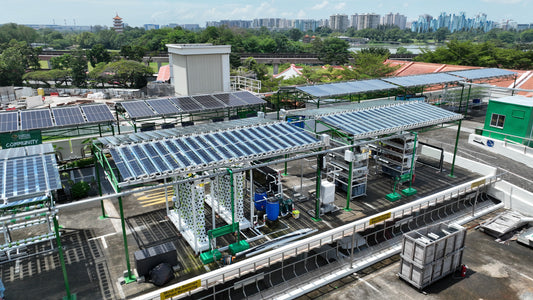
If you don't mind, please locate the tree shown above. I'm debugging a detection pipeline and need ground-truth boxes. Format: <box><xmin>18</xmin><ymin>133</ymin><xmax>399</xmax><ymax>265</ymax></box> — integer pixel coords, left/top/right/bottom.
<box><xmin>434</xmin><ymin>27</ymin><xmax>450</xmax><ymax>43</ymax></box>
<box><xmin>87</xmin><ymin>44</ymin><xmax>111</xmax><ymax>67</ymax></box>
<box><xmin>90</xmin><ymin>60</ymin><xmax>152</xmax><ymax>88</ymax></box>
<box><xmin>359</xmin><ymin>47</ymin><xmax>391</xmax><ymax>58</ymax></box>
<box><xmin>318</xmin><ymin>37</ymin><xmax>350</xmax><ymax>65</ymax></box>
<box><xmin>352</xmin><ymin>52</ymin><xmax>399</xmax><ymax>78</ymax></box>
<box><xmin>287</xmin><ymin>28</ymin><xmax>303</xmax><ymax>41</ymax></box>
<box><xmin>70</xmin><ymin>48</ymin><xmax>88</xmax><ymax>87</ymax></box>
<box><xmin>0</xmin><ymin>40</ymin><xmax>41</xmax><ymax>86</ymax></box>
<box><xmin>120</xmin><ymin>44</ymin><xmax>146</xmax><ymax>61</ymax></box>
<box><xmin>520</xmin><ymin>29</ymin><xmax>533</xmax><ymax>43</ymax></box>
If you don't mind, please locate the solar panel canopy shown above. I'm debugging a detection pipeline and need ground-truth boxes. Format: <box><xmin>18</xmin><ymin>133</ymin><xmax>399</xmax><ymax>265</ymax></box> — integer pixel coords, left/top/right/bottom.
<box><xmin>0</xmin><ymin>154</ymin><xmax>61</xmax><ymax>201</ymax></box>
<box><xmin>448</xmin><ymin>68</ymin><xmax>516</xmax><ymax>80</ymax></box>
<box><xmin>382</xmin><ymin>73</ymin><xmax>460</xmax><ymax>87</ymax></box>
<box><xmin>108</xmin><ymin>123</ymin><xmax>322</xmax><ymax>186</ymax></box>
<box><xmin>320</xmin><ymin>102</ymin><xmax>463</xmax><ymax>139</ymax></box>
<box><xmin>296</xmin><ymin>79</ymin><xmax>398</xmax><ymax>98</ymax></box>
<box><xmin>146</xmin><ymin>99</ymin><xmax>181</xmax><ymax>115</ymax></box>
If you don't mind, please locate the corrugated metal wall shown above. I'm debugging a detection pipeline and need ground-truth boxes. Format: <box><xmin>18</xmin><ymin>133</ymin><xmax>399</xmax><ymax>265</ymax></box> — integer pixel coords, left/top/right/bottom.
<box><xmin>187</xmin><ymin>55</ymin><xmax>223</xmax><ymax>95</ymax></box>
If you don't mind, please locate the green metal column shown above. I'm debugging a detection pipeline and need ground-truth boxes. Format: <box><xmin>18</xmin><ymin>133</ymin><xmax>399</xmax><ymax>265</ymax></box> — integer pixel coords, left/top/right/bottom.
<box><xmin>92</xmin><ymin>146</ymin><xmax>106</xmax><ymax>219</ymax></box>
<box><xmin>53</xmin><ymin>215</ymin><xmax>76</xmax><ymax>300</ymax></box>
<box><xmin>457</xmin><ymin>85</ymin><xmax>465</xmax><ymax>113</ymax></box>
<box><xmin>282</xmin><ymin>154</ymin><xmax>288</xmax><ymax>176</ymax></box>
<box><xmin>117</xmin><ymin>190</ymin><xmax>136</xmax><ymax>283</ymax></box>
<box><xmin>449</xmin><ymin>119</ymin><xmax>462</xmax><ymax>178</ymax></box>
<box><xmin>313</xmin><ymin>152</ymin><xmax>323</xmax><ymax>222</ymax></box>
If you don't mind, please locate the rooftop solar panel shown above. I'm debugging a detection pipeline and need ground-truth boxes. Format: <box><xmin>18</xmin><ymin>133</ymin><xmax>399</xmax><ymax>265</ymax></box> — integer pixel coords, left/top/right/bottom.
<box><xmin>382</xmin><ymin>73</ymin><xmax>460</xmax><ymax>87</ymax></box>
<box><xmin>120</xmin><ymin>101</ymin><xmax>156</xmax><ymax>119</ymax></box>
<box><xmin>146</xmin><ymin>99</ymin><xmax>181</xmax><ymax>115</ymax></box>
<box><xmin>448</xmin><ymin>68</ymin><xmax>516</xmax><ymax>80</ymax></box>
<box><xmin>80</xmin><ymin>104</ymin><xmax>115</xmax><ymax>122</ymax></box>
<box><xmin>212</xmin><ymin>93</ymin><xmax>248</xmax><ymax>106</ymax></box>
<box><xmin>109</xmin><ymin>123</ymin><xmax>322</xmax><ymax>186</ymax></box>
<box><xmin>20</xmin><ymin>109</ymin><xmax>53</xmax><ymax>130</ymax></box>
<box><xmin>296</xmin><ymin>79</ymin><xmax>399</xmax><ymax>98</ymax></box>
<box><xmin>0</xmin><ymin>111</ymin><xmax>18</xmax><ymax>133</ymax></box>
<box><xmin>192</xmin><ymin>95</ymin><xmax>226</xmax><ymax>109</ymax></box>
<box><xmin>170</xmin><ymin>97</ymin><xmax>204</xmax><ymax>112</ymax></box>
<box><xmin>321</xmin><ymin>102</ymin><xmax>462</xmax><ymax>139</ymax></box>
<box><xmin>52</xmin><ymin>106</ymin><xmax>85</xmax><ymax>126</ymax></box>
<box><xmin>233</xmin><ymin>91</ymin><xmax>266</xmax><ymax>105</ymax></box>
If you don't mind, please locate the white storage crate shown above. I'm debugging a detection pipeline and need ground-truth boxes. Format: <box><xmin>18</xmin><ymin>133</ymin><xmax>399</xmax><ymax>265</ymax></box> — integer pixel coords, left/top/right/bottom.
<box><xmin>399</xmin><ymin>223</ymin><xmax>466</xmax><ymax>289</ymax></box>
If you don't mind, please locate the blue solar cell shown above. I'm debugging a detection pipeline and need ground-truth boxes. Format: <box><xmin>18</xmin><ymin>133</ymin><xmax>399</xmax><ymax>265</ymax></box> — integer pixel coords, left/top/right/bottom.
<box><xmin>203</xmin><ymin>134</ymin><xmax>234</xmax><ymax>159</ymax></box>
<box><xmin>212</xmin><ymin>93</ymin><xmax>248</xmax><ymax>106</ymax></box>
<box><xmin>383</xmin><ymin>73</ymin><xmax>459</xmax><ymax>87</ymax></box>
<box><xmin>121</xmin><ymin>101</ymin><xmax>156</xmax><ymax>119</ymax></box>
<box><xmin>146</xmin><ymin>99</ymin><xmax>181</xmax><ymax>115</ymax></box>
<box><xmin>192</xmin><ymin>95</ymin><xmax>225</xmax><ymax>109</ymax></box>
<box><xmin>0</xmin><ymin>111</ymin><xmax>18</xmax><ymax>133</ymax></box>
<box><xmin>233</xmin><ymin>91</ymin><xmax>266</xmax><ymax>105</ymax></box>
<box><xmin>52</xmin><ymin>106</ymin><xmax>85</xmax><ymax>126</ymax></box>
<box><xmin>20</xmin><ymin>109</ymin><xmax>53</xmax><ymax>130</ymax></box>
<box><xmin>141</xmin><ymin>144</ymin><xmax>172</xmax><ymax>173</ymax></box>
<box><xmin>131</xmin><ymin>145</ymin><xmax>158</xmax><ymax>175</ymax></box>
<box><xmin>212</xmin><ymin>132</ymin><xmax>247</xmax><ymax>156</ymax></box>
<box><xmin>170</xmin><ymin>97</ymin><xmax>204</xmax><ymax>112</ymax></box>
<box><xmin>448</xmin><ymin>68</ymin><xmax>515</xmax><ymax>80</ymax></box>
<box><xmin>118</xmin><ymin>147</ymin><xmax>145</xmax><ymax>178</ymax></box>
<box><xmin>81</xmin><ymin>104</ymin><xmax>115</xmax><ymax>122</ymax></box>
<box><xmin>109</xmin><ymin>148</ymin><xmax>133</xmax><ymax>181</ymax></box>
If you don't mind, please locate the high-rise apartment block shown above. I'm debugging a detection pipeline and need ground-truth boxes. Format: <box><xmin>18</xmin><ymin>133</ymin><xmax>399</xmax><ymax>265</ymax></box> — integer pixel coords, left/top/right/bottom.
<box><xmin>382</xmin><ymin>13</ymin><xmax>407</xmax><ymax>30</ymax></box>
<box><xmin>329</xmin><ymin>14</ymin><xmax>349</xmax><ymax>31</ymax></box>
<box><xmin>356</xmin><ymin>13</ymin><xmax>380</xmax><ymax>30</ymax></box>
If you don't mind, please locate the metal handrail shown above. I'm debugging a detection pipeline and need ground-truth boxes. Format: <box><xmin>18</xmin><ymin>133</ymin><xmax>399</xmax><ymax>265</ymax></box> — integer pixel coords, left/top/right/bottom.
<box><xmin>134</xmin><ymin>173</ymin><xmax>501</xmax><ymax>300</ymax></box>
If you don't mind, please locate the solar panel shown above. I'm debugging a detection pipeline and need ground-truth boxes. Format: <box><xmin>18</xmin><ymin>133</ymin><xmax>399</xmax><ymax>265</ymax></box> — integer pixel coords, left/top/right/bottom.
<box><xmin>321</xmin><ymin>102</ymin><xmax>462</xmax><ymax>139</ymax></box>
<box><xmin>212</xmin><ymin>93</ymin><xmax>248</xmax><ymax>106</ymax></box>
<box><xmin>20</xmin><ymin>109</ymin><xmax>53</xmax><ymax>130</ymax></box>
<box><xmin>170</xmin><ymin>97</ymin><xmax>204</xmax><ymax>112</ymax></box>
<box><xmin>121</xmin><ymin>101</ymin><xmax>156</xmax><ymax>119</ymax></box>
<box><xmin>0</xmin><ymin>111</ymin><xmax>18</xmax><ymax>133</ymax></box>
<box><xmin>382</xmin><ymin>73</ymin><xmax>459</xmax><ymax>87</ymax></box>
<box><xmin>111</xmin><ymin>123</ymin><xmax>322</xmax><ymax>185</ymax></box>
<box><xmin>233</xmin><ymin>91</ymin><xmax>266</xmax><ymax>105</ymax></box>
<box><xmin>192</xmin><ymin>95</ymin><xmax>226</xmax><ymax>109</ymax></box>
<box><xmin>52</xmin><ymin>106</ymin><xmax>85</xmax><ymax>126</ymax></box>
<box><xmin>146</xmin><ymin>99</ymin><xmax>181</xmax><ymax>115</ymax></box>
<box><xmin>81</xmin><ymin>104</ymin><xmax>114</xmax><ymax>122</ymax></box>
<box><xmin>0</xmin><ymin>154</ymin><xmax>61</xmax><ymax>200</ymax></box>
<box><xmin>448</xmin><ymin>68</ymin><xmax>516</xmax><ymax>80</ymax></box>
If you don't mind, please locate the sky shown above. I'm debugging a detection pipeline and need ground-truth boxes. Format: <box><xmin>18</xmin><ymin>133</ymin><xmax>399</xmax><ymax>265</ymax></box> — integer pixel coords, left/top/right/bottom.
<box><xmin>1</xmin><ymin>0</ymin><xmax>532</xmax><ymax>27</ymax></box>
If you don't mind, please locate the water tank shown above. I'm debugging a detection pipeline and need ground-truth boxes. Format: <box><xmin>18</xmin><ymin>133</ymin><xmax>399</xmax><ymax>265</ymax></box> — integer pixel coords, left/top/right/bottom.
<box><xmin>266</xmin><ymin>199</ymin><xmax>279</xmax><ymax>221</ymax></box>
<box><xmin>320</xmin><ymin>181</ymin><xmax>336</xmax><ymax>205</ymax></box>
<box><xmin>254</xmin><ymin>188</ymin><xmax>267</xmax><ymax>211</ymax></box>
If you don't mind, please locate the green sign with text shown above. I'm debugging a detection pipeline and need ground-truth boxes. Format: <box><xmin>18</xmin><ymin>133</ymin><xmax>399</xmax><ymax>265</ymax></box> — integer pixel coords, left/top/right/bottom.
<box><xmin>0</xmin><ymin>130</ymin><xmax>42</xmax><ymax>149</ymax></box>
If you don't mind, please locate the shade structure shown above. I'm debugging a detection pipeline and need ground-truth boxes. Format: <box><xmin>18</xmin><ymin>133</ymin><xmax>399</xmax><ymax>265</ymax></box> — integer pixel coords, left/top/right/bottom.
<box><xmin>447</xmin><ymin>68</ymin><xmax>516</xmax><ymax>81</ymax></box>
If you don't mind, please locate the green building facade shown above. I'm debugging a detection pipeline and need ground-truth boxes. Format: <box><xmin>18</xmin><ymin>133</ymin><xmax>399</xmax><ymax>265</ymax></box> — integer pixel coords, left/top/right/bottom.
<box><xmin>482</xmin><ymin>96</ymin><xmax>533</xmax><ymax>147</ymax></box>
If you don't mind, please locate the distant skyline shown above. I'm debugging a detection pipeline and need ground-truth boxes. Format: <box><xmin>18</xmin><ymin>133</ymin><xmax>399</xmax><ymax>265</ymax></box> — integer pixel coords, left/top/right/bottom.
<box><xmin>1</xmin><ymin>0</ymin><xmax>532</xmax><ymax>27</ymax></box>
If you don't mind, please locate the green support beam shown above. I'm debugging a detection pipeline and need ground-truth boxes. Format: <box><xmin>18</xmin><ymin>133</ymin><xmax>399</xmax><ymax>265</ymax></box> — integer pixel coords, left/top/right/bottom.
<box><xmin>449</xmin><ymin>120</ymin><xmax>462</xmax><ymax>178</ymax></box>
<box><xmin>53</xmin><ymin>216</ymin><xmax>76</xmax><ymax>300</ymax></box>
<box><xmin>118</xmin><ymin>193</ymin><xmax>136</xmax><ymax>284</ymax></box>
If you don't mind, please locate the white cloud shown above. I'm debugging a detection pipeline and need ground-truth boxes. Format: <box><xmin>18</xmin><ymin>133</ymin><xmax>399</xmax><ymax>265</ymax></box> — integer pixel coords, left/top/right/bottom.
<box><xmin>312</xmin><ymin>1</ymin><xmax>329</xmax><ymax>10</ymax></box>
<box><xmin>296</xmin><ymin>9</ymin><xmax>307</xmax><ymax>19</ymax></box>
<box><xmin>334</xmin><ymin>2</ymin><xmax>346</xmax><ymax>10</ymax></box>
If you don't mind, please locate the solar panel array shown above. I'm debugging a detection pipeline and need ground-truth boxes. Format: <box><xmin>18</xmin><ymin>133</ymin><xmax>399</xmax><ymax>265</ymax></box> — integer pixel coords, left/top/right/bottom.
<box><xmin>117</xmin><ymin>91</ymin><xmax>265</xmax><ymax>120</ymax></box>
<box><xmin>448</xmin><ymin>68</ymin><xmax>516</xmax><ymax>81</ymax></box>
<box><xmin>108</xmin><ymin>123</ymin><xmax>322</xmax><ymax>185</ymax></box>
<box><xmin>381</xmin><ymin>73</ymin><xmax>461</xmax><ymax>88</ymax></box>
<box><xmin>297</xmin><ymin>79</ymin><xmax>398</xmax><ymax>98</ymax></box>
<box><xmin>98</xmin><ymin>117</ymin><xmax>278</xmax><ymax>146</ymax></box>
<box><xmin>0</xmin><ymin>154</ymin><xmax>61</xmax><ymax>201</ymax></box>
<box><xmin>321</xmin><ymin>102</ymin><xmax>463</xmax><ymax>139</ymax></box>
<box><xmin>0</xmin><ymin>104</ymin><xmax>115</xmax><ymax>133</ymax></box>
<box><xmin>0</xmin><ymin>143</ymin><xmax>55</xmax><ymax>160</ymax></box>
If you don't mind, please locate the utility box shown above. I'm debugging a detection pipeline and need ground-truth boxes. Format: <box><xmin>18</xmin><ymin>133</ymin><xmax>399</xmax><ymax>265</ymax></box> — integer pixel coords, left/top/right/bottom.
<box><xmin>320</xmin><ymin>181</ymin><xmax>336</xmax><ymax>205</ymax></box>
<box><xmin>399</xmin><ymin>223</ymin><xmax>466</xmax><ymax>289</ymax></box>
<box><xmin>134</xmin><ymin>242</ymin><xmax>178</xmax><ymax>278</ymax></box>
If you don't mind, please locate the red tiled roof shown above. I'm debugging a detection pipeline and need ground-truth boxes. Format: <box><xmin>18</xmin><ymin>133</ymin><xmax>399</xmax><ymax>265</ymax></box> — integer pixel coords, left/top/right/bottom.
<box><xmin>156</xmin><ymin>64</ymin><xmax>170</xmax><ymax>82</ymax></box>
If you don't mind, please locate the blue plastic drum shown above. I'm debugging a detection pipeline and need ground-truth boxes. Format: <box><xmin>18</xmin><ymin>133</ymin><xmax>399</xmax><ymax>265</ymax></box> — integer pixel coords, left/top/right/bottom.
<box><xmin>266</xmin><ymin>199</ymin><xmax>280</xmax><ymax>221</ymax></box>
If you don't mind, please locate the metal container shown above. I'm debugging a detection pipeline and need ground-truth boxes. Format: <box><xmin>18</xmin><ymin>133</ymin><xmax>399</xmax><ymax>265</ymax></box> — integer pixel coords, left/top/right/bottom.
<box><xmin>399</xmin><ymin>223</ymin><xmax>466</xmax><ymax>289</ymax></box>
